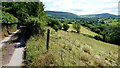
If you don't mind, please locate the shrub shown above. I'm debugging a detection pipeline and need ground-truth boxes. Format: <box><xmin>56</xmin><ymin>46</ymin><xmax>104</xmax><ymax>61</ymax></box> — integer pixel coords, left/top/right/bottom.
<box><xmin>104</xmin><ymin>35</ymin><xmax>110</xmax><ymax>42</ymax></box>
<box><xmin>48</xmin><ymin>19</ymin><xmax>62</xmax><ymax>27</ymax></box>
<box><xmin>58</xmin><ymin>23</ymin><xmax>62</xmax><ymax>30</ymax></box>
<box><xmin>68</xmin><ymin>21</ymin><xmax>72</xmax><ymax>24</ymax></box>
<box><xmin>26</xmin><ymin>18</ymin><xmax>45</xmax><ymax>36</ymax></box>
<box><xmin>73</xmin><ymin>23</ymin><xmax>81</xmax><ymax>33</ymax></box>
<box><xmin>63</xmin><ymin>23</ymin><xmax>69</xmax><ymax>31</ymax></box>
<box><xmin>94</xmin><ymin>35</ymin><xmax>103</xmax><ymax>40</ymax></box>
<box><xmin>53</xmin><ymin>25</ymin><xmax>59</xmax><ymax>32</ymax></box>
<box><xmin>2</xmin><ymin>11</ymin><xmax>18</xmax><ymax>23</ymax></box>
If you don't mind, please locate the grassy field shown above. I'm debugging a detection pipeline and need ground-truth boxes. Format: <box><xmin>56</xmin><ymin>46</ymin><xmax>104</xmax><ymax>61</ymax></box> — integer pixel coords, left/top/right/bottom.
<box><xmin>68</xmin><ymin>24</ymin><xmax>98</xmax><ymax>37</ymax></box>
<box><xmin>107</xmin><ymin>22</ymin><xmax>119</xmax><ymax>25</ymax></box>
<box><xmin>99</xmin><ymin>18</ymin><xmax>119</xmax><ymax>25</ymax></box>
<box><xmin>25</xmin><ymin>27</ymin><xmax>119</xmax><ymax>66</ymax></box>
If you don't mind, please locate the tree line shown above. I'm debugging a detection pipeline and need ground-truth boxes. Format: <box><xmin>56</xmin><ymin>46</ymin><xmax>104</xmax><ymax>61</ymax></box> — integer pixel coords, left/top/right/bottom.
<box><xmin>77</xmin><ymin>18</ymin><xmax>120</xmax><ymax>45</ymax></box>
<box><xmin>2</xmin><ymin>2</ymin><xmax>47</xmax><ymax>37</ymax></box>
<box><xmin>46</xmin><ymin>18</ymin><xmax>81</xmax><ymax>33</ymax></box>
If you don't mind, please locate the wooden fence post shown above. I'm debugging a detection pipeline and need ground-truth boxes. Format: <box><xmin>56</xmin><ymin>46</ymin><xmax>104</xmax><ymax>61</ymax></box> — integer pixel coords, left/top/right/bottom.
<box><xmin>46</xmin><ymin>29</ymin><xmax>50</xmax><ymax>52</ymax></box>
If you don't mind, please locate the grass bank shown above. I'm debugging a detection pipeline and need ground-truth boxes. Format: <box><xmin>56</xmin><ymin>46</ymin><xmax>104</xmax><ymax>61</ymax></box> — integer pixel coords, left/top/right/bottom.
<box><xmin>24</xmin><ymin>27</ymin><xmax>119</xmax><ymax>66</ymax></box>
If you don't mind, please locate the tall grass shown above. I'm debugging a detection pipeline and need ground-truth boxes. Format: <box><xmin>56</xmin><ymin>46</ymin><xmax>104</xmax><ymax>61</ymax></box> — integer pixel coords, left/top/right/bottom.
<box><xmin>24</xmin><ymin>27</ymin><xmax>119</xmax><ymax>66</ymax></box>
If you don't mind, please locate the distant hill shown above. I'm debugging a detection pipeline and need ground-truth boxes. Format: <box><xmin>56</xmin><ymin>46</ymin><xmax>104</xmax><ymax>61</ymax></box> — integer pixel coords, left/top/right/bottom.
<box><xmin>46</xmin><ymin>11</ymin><xmax>117</xmax><ymax>18</ymax></box>
<box><xmin>46</xmin><ymin>11</ymin><xmax>80</xmax><ymax>19</ymax></box>
<box><xmin>118</xmin><ymin>15</ymin><xmax>120</xmax><ymax>17</ymax></box>
<box><xmin>80</xmin><ymin>13</ymin><xmax>117</xmax><ymax>18</ymax></box>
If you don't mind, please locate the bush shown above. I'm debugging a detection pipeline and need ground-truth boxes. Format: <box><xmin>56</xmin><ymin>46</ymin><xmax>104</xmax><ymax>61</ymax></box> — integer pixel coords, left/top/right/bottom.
<box><xmin>73</xmin><ymin>23</ymin><xmax>81</xmax><ymax>33</ymax></box>
<box><xmin>25</xmin><ymin>17</ymin><xmax>46</xmax><ymax>36</ymax></box>
<box><xmin>2</xmin><ymin>11</ymin><xmax>18</xmax><ymax>23</ymax></box>
<box><xmin>58</xmin><ymin>23</ymin><xmax>62</xmax><ymax>30</ymax></box>
<box><xmin>94</xmin><ymin>35</ymin><xmax>103</xmax><ymax>40</ymax></box>
<box><xmin>48</xmin><ymin>19</ymin><xmax>56</xmax><ymax>27</ymax></box>
<box><xmin>104</xmin><ymin>35</ymin><xmax>110</xmax><ymax>42</ymax></box>
<box><xmin>53</xmin><ymin>25</ymin><xmax>59</xmax><ymax>32</ymax></box>
<box><xmin>63</xmin><ymin>23</ymin><xmax>69</xmax><ymax>31</ymax></box>
<box><xmin>68</xmin><ymin>21</ymin><xmax>72</xmax><ymax>24</ymax></box>
<box><xmin>48</xmin><ymin>19</ymin><xmax>63</xmax><ymax>31</ymax></box>
<box><xmin>48</xmin><ymin>19</ymin><xmax>62</xmax><ymax>27</ymax></box>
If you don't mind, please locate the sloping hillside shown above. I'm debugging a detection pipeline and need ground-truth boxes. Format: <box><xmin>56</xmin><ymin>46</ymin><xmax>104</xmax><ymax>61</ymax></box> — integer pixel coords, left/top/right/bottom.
<box><xmin>46</xmin><ymin>11</ymin><xmax>80</xmax><ymax>19</ymax></box>
<box><xmin>25</xmin><ymin>27</ymin><xmax>119</xmax><ymax>66</ymax></box>
<box><xmin>46</xmin><ymin>11</ymin><xmax>117</xmax><ymax>18</ymax></box>
<box><xmin>80</xmin><ymin>13</ymin><xmax>117</xmax><ymax>18</ymax></box>
<box><xmin>68</xmin><ymin>24</ymin><xmax>99</xmax><ymax>37</ymax></box>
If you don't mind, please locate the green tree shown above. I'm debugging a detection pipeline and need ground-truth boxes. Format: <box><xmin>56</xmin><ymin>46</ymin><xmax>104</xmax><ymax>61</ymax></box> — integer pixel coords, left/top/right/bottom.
<box><xmin>63</xmin><ymin>23</ymin><xmax>69</xmax><ymax>31</ymax></box>
<box><xmin>73</xmin><ymin>23</ymin><xmax>81</xmax><ymax>33</ymax></box>
<box><xmin>2</xmin><ymin>11</ymin><xmax>18</xmax><ymax>23</ymax></box>
<box><xmin>94</xmin><ymin>35</ymin><xmax>103</xmax><ymax>40</ymax></box>
<box><xmin>108</xmin><ymin>24</ymin><xmax>120</xmax><ymax>44</ymax></box>
<box><xmin>47</xmin><ymin>18</ymin><xmax>62</xmax><ymax>31</ymax></box>
<box><xmin>58</xmin><ymin>22</ymin><xmax>62</xmax><ymax>30</ymax></box>
<box><xmin>2</xmin><ymin>2</ymin><xmax>47</xmax><ymax>36</ymax></box>
<box><xmin>53</xmin><ymin>25</ymin><xmax>59</xmax><ymax>32</ymax></box>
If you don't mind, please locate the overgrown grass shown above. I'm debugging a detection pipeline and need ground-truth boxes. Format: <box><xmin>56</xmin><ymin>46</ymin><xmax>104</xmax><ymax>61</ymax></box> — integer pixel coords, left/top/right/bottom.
<box><xmin>68</xmin><ymin>24</ymin><xmax>98</xmax><ymax>37</ymax></box>
<box><xmin>25</xmin><ymin>27</ymin><xmax>119</xmax><ymax>66</ymax></box>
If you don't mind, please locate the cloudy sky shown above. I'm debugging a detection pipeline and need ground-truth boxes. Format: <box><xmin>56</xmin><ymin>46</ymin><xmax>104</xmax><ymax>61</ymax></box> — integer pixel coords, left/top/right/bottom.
<box><xmin>41</xmin><ymin>0</ymin><xmax>119</xmax><ymax>15</ymax></box>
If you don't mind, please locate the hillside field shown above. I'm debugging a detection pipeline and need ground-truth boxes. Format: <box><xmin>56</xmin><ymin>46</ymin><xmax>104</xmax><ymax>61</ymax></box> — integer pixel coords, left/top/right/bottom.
<box><xmin>68</xmin><ymin>24</ymin><xmax>98</xmax><ymax>37</ymax></box>
<box><xmin>25</xmin><ymin>27</ymin><xmax>119</xmax><ymax>66</ymax></box>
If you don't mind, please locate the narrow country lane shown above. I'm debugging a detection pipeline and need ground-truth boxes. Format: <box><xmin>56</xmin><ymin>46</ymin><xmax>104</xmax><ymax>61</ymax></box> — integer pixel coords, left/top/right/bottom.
<box><xmin>1</xmin><ymin>28</ymin><xmax>27</xmax><ymax>67</ymax></box>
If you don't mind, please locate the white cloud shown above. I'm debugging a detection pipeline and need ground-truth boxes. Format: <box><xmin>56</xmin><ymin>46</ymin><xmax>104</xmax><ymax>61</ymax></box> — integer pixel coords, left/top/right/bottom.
<box><xmin>41</xmin><ymin>0</ymin><xmax>119</xmax><ymax>15</ymax></box>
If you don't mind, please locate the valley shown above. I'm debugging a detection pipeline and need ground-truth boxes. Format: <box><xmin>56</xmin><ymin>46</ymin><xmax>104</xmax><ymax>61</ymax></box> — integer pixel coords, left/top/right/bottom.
<box><xmin>0</xmin><ymin>1</ymin><xmax>120</xmax><ymax>67</ymax></box>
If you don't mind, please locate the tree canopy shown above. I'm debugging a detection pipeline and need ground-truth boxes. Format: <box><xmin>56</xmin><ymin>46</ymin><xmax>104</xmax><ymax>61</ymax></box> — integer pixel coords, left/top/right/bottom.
<box><xmin>2</xmin><ymin>2</ymin><xmax>47</xmax><ymax>36</ymax></box>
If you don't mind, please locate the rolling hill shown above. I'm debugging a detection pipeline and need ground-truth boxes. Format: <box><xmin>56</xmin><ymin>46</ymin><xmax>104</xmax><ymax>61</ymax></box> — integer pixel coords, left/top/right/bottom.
<box><xmin>80</xmin><ymin>13</ymin><xmax>117</xmax><ymax>18</ymax></box>
<box><xmin>46</xmin><ymin>11</ymin><xmax>117</xmax><ymax>18</ymax></box>
<box><xmin>46</xmin><ymin>11</ymin><xmax>80</xmax><ymax>19</ymax></box>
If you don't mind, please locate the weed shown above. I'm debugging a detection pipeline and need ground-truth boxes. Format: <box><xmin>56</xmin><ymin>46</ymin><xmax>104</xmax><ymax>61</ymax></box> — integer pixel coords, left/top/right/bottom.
<box><xmin>94</xmin><ymin>59</ymin><xmax>107</xmax><ymax>66</ymax></box>
<box><xmin>80</xmin><ymin>54</ymin><xmax>90</xmax><ymax>62</ymax></box>
<box><xmin>82</xmin><ymin>46</ymin><xmax>91</xmax><ymax>54</ymax></box>
<box><xmin>31</xmin><ymin>53</ymin><xmax>57</xmax><ymax>66</ymax></box>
